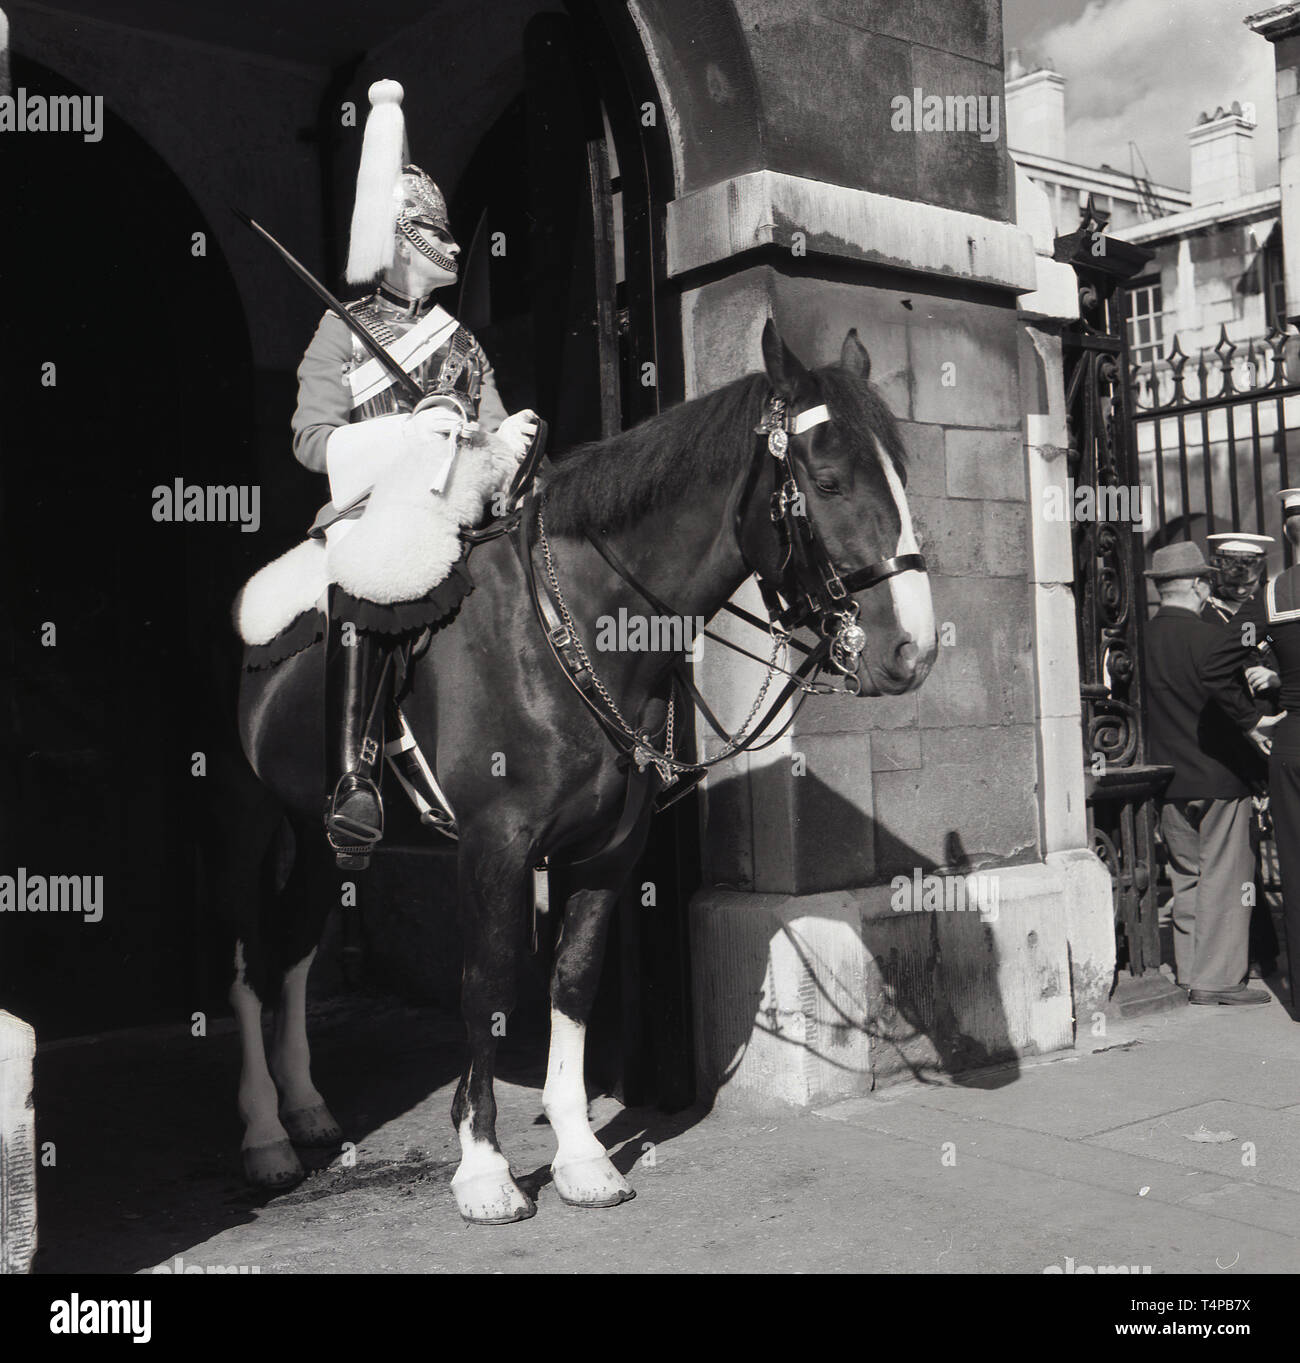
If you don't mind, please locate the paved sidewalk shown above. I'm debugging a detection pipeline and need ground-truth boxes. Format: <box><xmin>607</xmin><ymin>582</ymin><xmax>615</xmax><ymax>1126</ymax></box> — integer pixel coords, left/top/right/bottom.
<box><xmin>32</xmin><ymin>987</ymin><xmax>1300</xmax><ymax>1274</ymax></box>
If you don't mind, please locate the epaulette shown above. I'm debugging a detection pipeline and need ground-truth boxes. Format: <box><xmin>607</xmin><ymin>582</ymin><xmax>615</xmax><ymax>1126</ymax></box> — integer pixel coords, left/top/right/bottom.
<box><xmin>345</xmin><ymin>295</ymin><xmax>398</xmax><ymax>349</ymax></box>
<box><xmin>1266</xmin><ymin>565</ymin><xmax>1300</xmax><ymax>623</ymax></box>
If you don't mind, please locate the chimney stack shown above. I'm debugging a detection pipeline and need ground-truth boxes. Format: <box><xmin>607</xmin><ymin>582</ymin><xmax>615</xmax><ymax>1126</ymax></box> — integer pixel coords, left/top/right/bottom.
<box><xmin>1005</xmin><ymin>58</ymin><xmax>1066</xmax><ymax>161</ymax></box>
<box><xmin>1188</xmin><ymin>103</ymin><xmax>1256</xmax><ymax>207</ymax></box>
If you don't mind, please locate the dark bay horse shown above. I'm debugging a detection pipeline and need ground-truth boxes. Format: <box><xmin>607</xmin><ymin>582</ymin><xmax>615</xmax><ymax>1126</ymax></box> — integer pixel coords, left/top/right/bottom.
<box><xmin>230</xmin><ymin>320</ymin><xmax>937</xmax><ymax>1222</ymax></box>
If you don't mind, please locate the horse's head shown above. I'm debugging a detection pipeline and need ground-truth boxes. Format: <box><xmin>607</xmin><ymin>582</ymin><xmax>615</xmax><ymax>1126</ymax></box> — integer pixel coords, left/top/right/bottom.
<box><xmin>740</xmin><ymin>320</ymin><xmax>937</xmax><ymax>696</ymax></box>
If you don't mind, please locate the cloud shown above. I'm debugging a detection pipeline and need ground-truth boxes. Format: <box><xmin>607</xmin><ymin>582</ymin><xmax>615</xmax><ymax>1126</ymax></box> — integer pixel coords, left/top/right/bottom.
<box><xmin>1024</xmin><ymin>0</ymin><xmax>1278</xmax><ymax>190</ymax></box>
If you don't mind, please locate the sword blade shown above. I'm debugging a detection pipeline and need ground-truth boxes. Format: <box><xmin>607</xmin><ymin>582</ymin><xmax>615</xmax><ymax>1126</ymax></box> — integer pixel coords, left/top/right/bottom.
<box><xmin>235</xmin><ymin>210</ymin><xmax>426</xmax><ymax>408</ymax></box>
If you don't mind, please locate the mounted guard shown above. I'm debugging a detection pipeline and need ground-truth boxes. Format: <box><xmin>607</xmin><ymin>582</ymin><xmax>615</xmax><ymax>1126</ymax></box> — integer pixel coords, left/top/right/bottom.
<box><xmin>240</xmin><ymin>80</ymin><xmax>539</xmax><ymax>868</ymax></box>
<box><xmin>228</xmin><ymin>302</ymin><xmax>938</xmax><ymax>1207</ymax></box>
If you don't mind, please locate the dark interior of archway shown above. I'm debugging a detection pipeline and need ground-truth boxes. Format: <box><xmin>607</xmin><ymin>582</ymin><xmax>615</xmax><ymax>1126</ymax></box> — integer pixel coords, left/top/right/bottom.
<box><xmin>0</xmin><ymin>57</ymin><xmax>258</xmax><ymax>1037</ymax></box>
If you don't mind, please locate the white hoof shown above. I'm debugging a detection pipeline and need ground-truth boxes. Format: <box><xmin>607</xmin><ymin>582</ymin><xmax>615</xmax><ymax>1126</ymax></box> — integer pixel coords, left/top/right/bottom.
<box><xmin>552</xmin><ymin>1155</ymin><xmax>635</xmax><ymax>1208</ymax></box>
<box><xmin>451</xmin><ymin>1170</ymin><xmax>536</xmax><ymax>1224</ymax></box>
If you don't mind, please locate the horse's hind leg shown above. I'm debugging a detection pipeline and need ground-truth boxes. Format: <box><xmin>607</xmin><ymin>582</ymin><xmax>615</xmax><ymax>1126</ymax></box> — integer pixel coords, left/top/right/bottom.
<box><xmin>450</xmin><ymin>828</ymin><xmax>535</xmax><ymax>1224</ymax></box>
<box><xmin>266</xmin><ymin>816</ymin><xmax>344</xmax><ymax>1148</ymax></box>
<box><xmin>231</xmin><ymin>941</ymin><xmax>304</xmax><ymax>1189</ymax></box>
<box><xmin>543</xmin><ymin>854</ymin><xmax>644</xmax><ymax>1208</ymax></box>
<box><xmin>271</xmin><ymin>948</ymin><xmax>344</xmax><ymax>1148</ymax></box>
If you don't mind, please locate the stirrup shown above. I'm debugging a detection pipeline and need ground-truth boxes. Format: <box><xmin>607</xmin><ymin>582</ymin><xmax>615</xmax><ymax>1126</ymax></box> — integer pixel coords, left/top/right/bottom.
<box><xmin>325</xmin><ymin>772</ymin><xmax>384</xmax><ymax>845</ymax></box>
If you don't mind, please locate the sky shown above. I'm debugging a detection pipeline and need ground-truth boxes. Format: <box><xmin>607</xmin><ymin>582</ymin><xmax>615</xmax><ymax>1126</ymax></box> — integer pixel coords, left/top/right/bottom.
<box><xmin>1001</xmin><ymin>0</ymin><xmax>1280</xmax><ymax>190</ymax></box>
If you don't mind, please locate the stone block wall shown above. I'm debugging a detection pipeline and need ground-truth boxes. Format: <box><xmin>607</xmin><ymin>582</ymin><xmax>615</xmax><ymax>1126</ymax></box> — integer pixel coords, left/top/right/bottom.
<box><xmin>632</xmin><ymin>0</ymin><xmax>1008</xmax><ymax>217</ymax></box>
<box><xmin>686</xmin><ymin>263</ymin><xmax>1040</xmax><ymax>897</ymax></box>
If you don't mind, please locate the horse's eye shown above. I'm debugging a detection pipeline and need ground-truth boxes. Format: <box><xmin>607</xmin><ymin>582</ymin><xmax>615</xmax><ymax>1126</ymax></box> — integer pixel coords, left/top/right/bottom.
<box><xmin>814</xmin><ymin>477</ymin><xmax>841</xmax><ymax>495</ymax></box>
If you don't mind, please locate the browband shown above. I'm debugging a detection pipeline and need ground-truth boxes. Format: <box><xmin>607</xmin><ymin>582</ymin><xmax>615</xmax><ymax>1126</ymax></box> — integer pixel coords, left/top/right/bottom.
<box><xmin>789</xmin><ymin>404</ymin><xmax>829</xmax><ymax>434</ymax></box>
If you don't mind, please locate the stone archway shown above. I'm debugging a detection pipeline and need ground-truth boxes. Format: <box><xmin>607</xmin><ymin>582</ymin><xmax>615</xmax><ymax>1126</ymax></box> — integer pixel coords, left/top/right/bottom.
<box><xmin>0</xmin><ymin>54</ymin><xmax>257</xmax><ymax>1037</ymax></box>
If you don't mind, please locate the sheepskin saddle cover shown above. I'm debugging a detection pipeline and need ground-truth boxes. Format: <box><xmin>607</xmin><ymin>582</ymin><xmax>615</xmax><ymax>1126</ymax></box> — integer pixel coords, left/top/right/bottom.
<box><xmin>235</xmin><ymin>430</ymin><xmax>517</xmax><ymax>648</ymax></box>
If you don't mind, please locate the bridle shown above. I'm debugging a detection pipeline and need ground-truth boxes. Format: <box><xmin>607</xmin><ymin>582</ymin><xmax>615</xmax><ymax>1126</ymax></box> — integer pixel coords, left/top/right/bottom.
<box><xmin>738</xmin><ymin>393</ymin><xmax>927</xmax><ymax>675</ymax></box>
<box><xmin>520</xmin><ymin>390</ymin><xmax>928</xmax><ymax>794</ymax></box>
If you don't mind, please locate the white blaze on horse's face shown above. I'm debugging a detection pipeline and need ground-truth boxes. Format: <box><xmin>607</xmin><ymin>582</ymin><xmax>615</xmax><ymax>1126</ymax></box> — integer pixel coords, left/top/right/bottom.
<box><xmin>873</xmin><ymin>433</ymin><xmax>937</xmax><ymax>682</ymax></box>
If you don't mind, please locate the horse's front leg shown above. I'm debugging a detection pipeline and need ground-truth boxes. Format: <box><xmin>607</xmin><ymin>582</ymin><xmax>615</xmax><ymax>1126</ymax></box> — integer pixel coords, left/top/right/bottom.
<box><xmin>543</xmin><ymin>854</ymin><xmax>645</xmax><ymax>1208</ymax></box>
<box><xmin>451</xmin><ymin>828</ymin><xmax>536</xmax><ymax>1224</ymax></box>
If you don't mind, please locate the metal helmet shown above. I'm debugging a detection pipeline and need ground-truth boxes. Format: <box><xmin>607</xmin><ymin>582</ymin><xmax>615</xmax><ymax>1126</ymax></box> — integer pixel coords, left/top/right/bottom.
<box><xmin>394</xmin><ymin>165</ymin><xmax>457</xmax><ymax>271</ymax></box>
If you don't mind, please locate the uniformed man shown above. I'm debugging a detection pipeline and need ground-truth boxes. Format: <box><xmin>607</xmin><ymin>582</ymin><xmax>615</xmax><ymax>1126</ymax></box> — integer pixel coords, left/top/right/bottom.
<box><xmin>1202</xmin><ymin>498</ymin><xmax>1300</xmax><ymax>1008</ymax></box>
<box><xmin>293</xmin><ymin>79</ymin><xmax>537</xmax><ymax>864</ymax></box>
<box><xmin>1202</xmin><ymin>531</ymin><xmax>1281</xmax><ymax>979</ymax></box>
<box><xmin>1204</xmin><ymin>532</ymin><xmax>1276</xmax><ymax>625</ymax></box>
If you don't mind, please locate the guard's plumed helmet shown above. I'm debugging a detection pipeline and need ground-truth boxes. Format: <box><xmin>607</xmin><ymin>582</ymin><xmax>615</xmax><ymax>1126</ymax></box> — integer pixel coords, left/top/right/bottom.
<box><xmin>346</xmin><ymin>80</ymin><xmax>454</xmax><ymax>284</ymax></box>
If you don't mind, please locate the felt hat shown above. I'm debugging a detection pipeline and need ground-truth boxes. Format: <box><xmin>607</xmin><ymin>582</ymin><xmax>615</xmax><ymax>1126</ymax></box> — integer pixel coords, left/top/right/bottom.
<box><xmin>1145</xmin><ymin>542</ymin><xmax>1213</xmax><ymax>580</ymax></box>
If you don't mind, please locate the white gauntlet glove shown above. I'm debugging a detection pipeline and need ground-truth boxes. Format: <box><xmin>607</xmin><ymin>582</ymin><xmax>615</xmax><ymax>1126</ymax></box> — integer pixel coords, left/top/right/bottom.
<box><xmin>325</xmin><ymin>404</ymin><xmax>468</xmax><ymax>505</ymax></box>
<box><xmin>496</xmin><ymin>409</ymin><xmax>539</xmax><ymax>460</ymax></box>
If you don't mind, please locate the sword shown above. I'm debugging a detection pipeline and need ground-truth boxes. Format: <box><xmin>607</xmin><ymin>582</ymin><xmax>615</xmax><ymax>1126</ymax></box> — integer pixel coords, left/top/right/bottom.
<box><xmin>235</xmin><ymin>210</ymin><xmax>426</xmax><ymax>408</ymax></box>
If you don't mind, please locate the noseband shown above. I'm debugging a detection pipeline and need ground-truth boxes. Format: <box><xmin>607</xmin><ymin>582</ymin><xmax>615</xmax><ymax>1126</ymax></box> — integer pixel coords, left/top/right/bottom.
<box><xmin>738</xmin><ymin>394</ymin><xmax>927</xmax><ymax>676</ymax></box>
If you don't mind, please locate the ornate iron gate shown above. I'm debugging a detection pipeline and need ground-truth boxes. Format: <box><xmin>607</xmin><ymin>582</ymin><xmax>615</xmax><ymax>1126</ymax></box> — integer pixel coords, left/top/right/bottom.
<box><xmin>1129</xmin><ymin>325</ymin><xmax>1300</xmax><ymax>558</ymax></box>
<box><xmin>1057</xmin><ymin>205</ymin><xmax>1173</xmax><ymax>976</ymax></box>
<box><xmin>1127</xmin><ymin>317</ymin><xmax>1300</xmax><ymax>910</ymax></box>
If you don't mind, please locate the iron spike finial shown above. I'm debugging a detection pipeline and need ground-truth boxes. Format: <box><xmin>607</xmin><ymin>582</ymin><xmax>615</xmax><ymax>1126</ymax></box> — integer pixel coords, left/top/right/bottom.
<box><xmin>1214</xmin><ymin>324</ymin><xmax>1237</xmax><ymax>397</ymax></box>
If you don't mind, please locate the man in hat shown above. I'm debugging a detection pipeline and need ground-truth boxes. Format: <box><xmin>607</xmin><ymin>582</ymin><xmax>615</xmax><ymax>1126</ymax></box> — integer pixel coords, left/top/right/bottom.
<box><xmin>293</xmin><ymin>79</ymin><xmax>539</xmax><ymax>864</ymax></box>
<box><xmin>1143</xmin><ymin>541</ymin><xmax>1271</xmax><ymax>1004</ymax></box>
<box><xmin>1203</xmin><ymin>490</ymin><xmax>1300</xmax><ymax>1010</ymax></box>
<box><xmin>1202</xmin><ymin>531</ymin><xmax>1281</xmax><ymax>978</ymax></box>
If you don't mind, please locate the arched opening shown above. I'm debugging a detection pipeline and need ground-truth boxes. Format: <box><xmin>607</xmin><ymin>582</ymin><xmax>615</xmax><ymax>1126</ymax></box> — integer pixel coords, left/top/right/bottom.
<box><xmin>0</xmin><ymin>54</ymin><xmax>257</xmax><ymax>1038</ymax></box>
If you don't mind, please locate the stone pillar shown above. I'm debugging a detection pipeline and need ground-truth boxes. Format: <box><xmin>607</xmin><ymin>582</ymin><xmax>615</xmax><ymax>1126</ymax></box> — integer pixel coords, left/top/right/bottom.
<box><xmin>1015</xmin><ymin>166</ymin><xmax>1117</xmax><ymax>1016</ymax></box>
<box><xmin>0</xmin><ymin>1012</ymin><xmax>36</xmax><ymax>1274</ymax></box>
<box><xmin>1248</xmin><ymin>3</ymin><xmax>1300</xmax><ymax>323</ymax></box>
<box><xmin>629</xmin><ymin>0</ymin><xmax>1115</xmax><ymax>1109</ymax></box>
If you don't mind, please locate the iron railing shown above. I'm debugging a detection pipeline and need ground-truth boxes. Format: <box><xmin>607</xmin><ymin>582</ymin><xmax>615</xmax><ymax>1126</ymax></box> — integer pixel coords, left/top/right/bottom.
<box><xmin>1130</xmin><ymin>324</ymin><xmax>1300</xmax><ymax>560</ymax></box>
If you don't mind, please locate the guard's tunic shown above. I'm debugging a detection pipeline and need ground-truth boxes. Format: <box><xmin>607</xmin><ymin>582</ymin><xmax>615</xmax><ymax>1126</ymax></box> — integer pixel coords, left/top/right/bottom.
<box><xmin>1203</xmin><ymin>565</ymin><xmax>1300</xmax><ymax>1002</ymax></box>
<box><xmin>291</xmin><ymin>288</ymin><xmax>508</xmax><ymax>477</ymax></box>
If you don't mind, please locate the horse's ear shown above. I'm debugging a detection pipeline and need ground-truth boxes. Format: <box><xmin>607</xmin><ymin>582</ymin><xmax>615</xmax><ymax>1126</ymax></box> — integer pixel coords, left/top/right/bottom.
<box><xmin>762</xmin><ymin>318</ymin><xmax>809</xmax><ymax>400</ymax></box>
<box><xmin>841</xmin><ymin>328</ymin><xmax>871</xmax><ymax>380</ymax></box>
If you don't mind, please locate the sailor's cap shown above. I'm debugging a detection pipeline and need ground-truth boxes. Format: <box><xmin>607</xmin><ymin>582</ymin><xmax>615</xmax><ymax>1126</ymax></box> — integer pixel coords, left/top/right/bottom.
<box><xmin>1280</xmin><ymin>488</ymin><xmax>1300</xmax><ymax>514</ymax></box>
<box><xmin>1206</xmin><ymin>532</ymin><xmax>1275</xmax><ymax>555</ymax></box>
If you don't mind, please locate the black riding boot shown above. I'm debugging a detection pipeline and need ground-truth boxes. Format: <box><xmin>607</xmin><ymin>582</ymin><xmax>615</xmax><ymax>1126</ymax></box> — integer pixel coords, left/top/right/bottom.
<box><xmin>324</xmin><ymin>612</ymin><xmax>390</xmax><ymax>869</ymax></box>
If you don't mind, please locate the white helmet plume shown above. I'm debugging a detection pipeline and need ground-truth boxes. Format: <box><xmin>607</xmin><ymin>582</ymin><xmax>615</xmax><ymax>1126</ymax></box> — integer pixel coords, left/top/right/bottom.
<box><xmin>345</xmin><ymin>79</ymin><xmax>408</xmax><ymax>284</ymax></box>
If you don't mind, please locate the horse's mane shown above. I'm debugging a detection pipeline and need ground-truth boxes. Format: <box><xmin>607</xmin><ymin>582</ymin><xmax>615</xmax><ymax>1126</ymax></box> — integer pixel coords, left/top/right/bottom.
<box><xmin>540</xmin><ymin>364</ymin><xmax>907</xmax><ymax>536</ymax></box>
